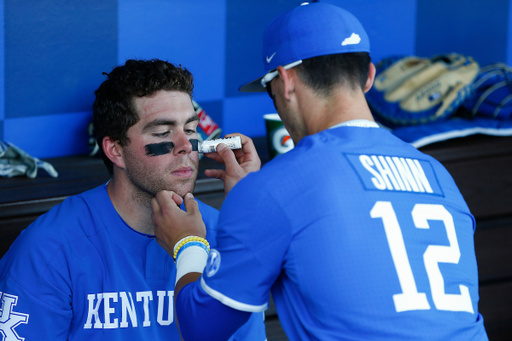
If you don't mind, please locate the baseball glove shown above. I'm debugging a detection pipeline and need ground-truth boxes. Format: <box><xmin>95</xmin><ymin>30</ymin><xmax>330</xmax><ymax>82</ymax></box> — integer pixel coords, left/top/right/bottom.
<box><xmin>366</xmin><ymin>53</ymin><xmax>479</xmax><ymax>126</ymax></box>
<box><xmin>461</xmin><ymin>63</ymin><xmax>512</xmax><ymax>120</ymax></box>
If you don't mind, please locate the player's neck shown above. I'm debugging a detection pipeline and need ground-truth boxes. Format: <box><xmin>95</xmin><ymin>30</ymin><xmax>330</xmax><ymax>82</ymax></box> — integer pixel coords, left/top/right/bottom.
<box><xmin>299</xmin><ymin>85</ymin><xmax>375</xmax><ymax>136</ymax></box>
<box><xmin>107</xmin><ymin>176</ymin><xmax>156</xmax><ymax>235</ymax></box>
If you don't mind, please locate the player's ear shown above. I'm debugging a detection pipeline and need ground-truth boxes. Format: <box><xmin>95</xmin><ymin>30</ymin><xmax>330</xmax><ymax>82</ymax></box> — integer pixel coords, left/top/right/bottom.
<box><xmin>364</xmin><ymin>62</ymin><xmax>376</xmax><ymax>93</ymax></box>
<box><xmin>277</xmin><ymin>65</ymin><xmax>296</xmax><ymax>101</ymax></box>
<box><xmin>102</xmin><ymin>136</ymin><xmax>126</xmax><ymax>170</ymax></box>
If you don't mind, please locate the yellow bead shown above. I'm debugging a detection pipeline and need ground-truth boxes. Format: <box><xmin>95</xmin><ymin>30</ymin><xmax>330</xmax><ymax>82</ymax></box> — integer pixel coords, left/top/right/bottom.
<box><xmin>173</xmin><ymin>236</ymin><xmax>210</xmax><ymax>260</ymax></box>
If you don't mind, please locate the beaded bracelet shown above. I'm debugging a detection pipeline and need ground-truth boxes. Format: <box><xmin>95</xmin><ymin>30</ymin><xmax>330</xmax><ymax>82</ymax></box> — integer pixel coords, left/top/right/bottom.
<box><xmin>175</xmin><ymin>244</ymin><xmax>209</xmax><ymax>284</ymax></box>
<box><xmin>173</xmin><ymin>236</ymin><xmax>210</xmax><ymax>260</ymax></box>
<box><xmin>175</xmin><ymin>241</ymin><xmax>209</xmax><ymax>262</ymax></box>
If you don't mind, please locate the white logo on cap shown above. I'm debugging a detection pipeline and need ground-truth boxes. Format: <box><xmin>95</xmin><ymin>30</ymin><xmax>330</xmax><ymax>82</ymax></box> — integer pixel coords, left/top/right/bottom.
<box><xmin>342</xmin><ymin>33</ymin><xmax>361</xmax><ymax>46</ymax></box>
<box><xmin>266</xmin><ymin>52</ymin><xmax>276</xmax><ymax>63</ymax></box>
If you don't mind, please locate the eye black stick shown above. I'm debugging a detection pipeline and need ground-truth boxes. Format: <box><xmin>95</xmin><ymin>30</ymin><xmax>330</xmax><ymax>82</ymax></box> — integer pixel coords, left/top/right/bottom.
<box><xmin>144</xmin><ymin>142</ymin><xmax>175</xmax><ymax>156</ymax></box>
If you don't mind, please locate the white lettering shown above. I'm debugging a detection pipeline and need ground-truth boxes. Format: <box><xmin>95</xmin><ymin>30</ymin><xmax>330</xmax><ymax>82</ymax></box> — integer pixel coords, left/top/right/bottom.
<box><xmin>359</xmin><ymin>155</ymin><xmax>386</xmax><ymax>190</ymax></box>
<box><xmin>0</xmin><ymin>292</ymin><xmax>29</xmax><ymax>341</ymax></box>
<box><xmin>384</xmin><ymin>156</ymin><xmax>406</xmax><ymax>191</ymax></box>
<box><xmin>372</xmin><ymin>155</ymin><xmax>398</xmax><ymax>190</ymax></box>
<box><xmin>103</xmin><ymin>292</ymin><xmax>118</xmax><ymax>329</ymax></box>
<box><xmin>156</xmin><ymin>291</ymin><xmax>174</xmax><ymax>326</ymax></box>
<box><xmin>83</xmin><ymin>290</ymin><xmax>175</xmax><ymax>330</ymax></box>
<box><xmin>359</xmin><ymin>154</ymin><xmax>434</xmax><ymax>194</ymax></box>
<box><xmin>84</xmin><ymin>293</ymin><xmax>103</xmax><ymax>329</ymax></box>
<box><xmin>120</xmin><ymin>292</ymin><xmax>138</xmax><ymax>328</ymax></box>
<box><xmin>136</xmin><ymin>291</ymin><xmax>153</xmax><ymax>327</ymax></box>
<box><xmin>407</xmin><ymin>159</ymin><xmax>433</xmax><ymax>193</ymax></box>
<box><xmin>392</xmin><ymin>157</ymin><xmax>418</xmax><ymax>192</ymax></box>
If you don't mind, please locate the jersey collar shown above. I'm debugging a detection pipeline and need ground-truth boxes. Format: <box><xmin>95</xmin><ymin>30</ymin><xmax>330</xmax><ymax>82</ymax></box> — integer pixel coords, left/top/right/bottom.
<box><xmin>329</xmin><ymin>119</ymin><xmax>380</xmax><ymax>129</ymax></box>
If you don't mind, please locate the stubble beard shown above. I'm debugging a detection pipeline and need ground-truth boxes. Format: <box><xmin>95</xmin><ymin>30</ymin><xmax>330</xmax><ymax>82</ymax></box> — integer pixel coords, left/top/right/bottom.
<box><xmin>279</xmin><ymin>109</ymin><xmax>305</xmax><ymax>144</ymax></box>
<box><xmin>124</xmin><ymin>154</ymin><xmax>198</xmax><ymax>207</ymax></box>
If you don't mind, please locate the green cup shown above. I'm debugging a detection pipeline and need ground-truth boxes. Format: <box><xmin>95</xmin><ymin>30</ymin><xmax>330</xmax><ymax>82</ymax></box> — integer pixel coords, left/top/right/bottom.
<box><xmin>264</xmin><ymin>113</ymin><xmax>295</xmax><ymax>159</ymax></box>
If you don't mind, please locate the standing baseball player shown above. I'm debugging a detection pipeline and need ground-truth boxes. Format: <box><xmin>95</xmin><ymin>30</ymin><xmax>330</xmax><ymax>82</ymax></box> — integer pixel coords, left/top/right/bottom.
<box><xmin>152</xmin><ymin>2</ymin><xmax>489</xmax><ymax>340</ymax></box>
<box><xmin>0</xmin><ymin>59</ymin><xmax>266</xmax><ymax>340</ymax></box>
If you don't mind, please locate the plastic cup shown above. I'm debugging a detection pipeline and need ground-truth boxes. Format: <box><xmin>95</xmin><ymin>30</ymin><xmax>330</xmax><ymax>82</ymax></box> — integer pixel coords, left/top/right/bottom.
<box><xmin>264</xmin><ymin>114</ymin><xmax>294</xmax><ymax>159</ymax></box>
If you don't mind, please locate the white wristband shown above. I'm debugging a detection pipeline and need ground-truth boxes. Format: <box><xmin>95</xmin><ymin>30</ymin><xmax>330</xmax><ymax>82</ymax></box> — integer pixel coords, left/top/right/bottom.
<box><xmin>173</xmin><ymin>236</ymin><xmax>195</xmax><ymax>255</ymax></box>
<box><xmin>175</xmin><ymin>245</ymin><xmax>209</xmax><ymax>284</ymax></box>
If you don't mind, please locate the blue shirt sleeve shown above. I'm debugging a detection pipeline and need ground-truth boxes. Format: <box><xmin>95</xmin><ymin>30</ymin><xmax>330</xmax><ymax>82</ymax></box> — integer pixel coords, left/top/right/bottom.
<box><xmin>193</xmin><ymin>198</ymin><xmax>268</xmax><ymax>340</ymax></box>
<box><xmin>176</xmin><ymin>281</ymin><xmax>251</xmax><ymax>341</ymax></box>
<box><xmin>201</xmin><ymin>176</ymin><xmax>291</xmax><ymax>311</ymax></box>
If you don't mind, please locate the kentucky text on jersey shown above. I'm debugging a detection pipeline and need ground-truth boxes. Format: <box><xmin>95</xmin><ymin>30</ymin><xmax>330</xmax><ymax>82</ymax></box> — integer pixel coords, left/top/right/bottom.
<box><xmin>346</xmin><ymin>153</ymin><xmax>443</xmax><ymax>195</ymax></box>
<box><xmin>84</xmin><ymin>290</ymin><xmax>174</xmax><ymax>329</ymax></box>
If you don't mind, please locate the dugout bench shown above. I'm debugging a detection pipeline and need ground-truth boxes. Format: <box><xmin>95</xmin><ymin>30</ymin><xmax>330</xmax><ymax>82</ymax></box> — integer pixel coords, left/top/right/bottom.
<box><xmin>0</xmin><ymin>135</ymin><xmax>511</xmax><ymax>341</ymax></box>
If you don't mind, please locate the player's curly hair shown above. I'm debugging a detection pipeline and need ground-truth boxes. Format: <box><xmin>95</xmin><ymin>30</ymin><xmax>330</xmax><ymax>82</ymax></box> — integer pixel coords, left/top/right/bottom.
<box><xmin>93</xmin><ymin>59</ymin><xmax>194</xmax><ymax>175</ymax></box>
<box><xmin>296</xmin><ymin>52</ymin><xmax>371</xmax><ymax>97</ymax></box>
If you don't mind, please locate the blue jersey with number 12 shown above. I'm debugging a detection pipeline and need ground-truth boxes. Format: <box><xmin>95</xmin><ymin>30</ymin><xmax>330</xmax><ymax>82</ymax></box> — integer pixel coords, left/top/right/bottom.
<box><xmin>201</xmin><ymin>126</ymin><xmax>488</xmax><ymax>340</ymax></box>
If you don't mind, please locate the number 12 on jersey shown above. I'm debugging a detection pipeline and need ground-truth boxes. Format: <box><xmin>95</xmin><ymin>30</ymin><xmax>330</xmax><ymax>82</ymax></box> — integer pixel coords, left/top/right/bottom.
<box><xmin>371</xmin><ymin>201</ymin><xmax>474</xmax><ymax>314</ymax></box>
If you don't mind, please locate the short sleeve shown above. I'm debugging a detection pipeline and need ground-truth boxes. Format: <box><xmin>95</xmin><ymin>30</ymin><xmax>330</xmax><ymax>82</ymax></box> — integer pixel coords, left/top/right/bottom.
<box><xmin>201</xmin><ymin>174</ymin><xmax>291</xmax><ymax>311</ymax></box>
<box><xmin>0</xmin><ymin>267</ymin><xmax>72</xmax><ymax>340</ymax></box>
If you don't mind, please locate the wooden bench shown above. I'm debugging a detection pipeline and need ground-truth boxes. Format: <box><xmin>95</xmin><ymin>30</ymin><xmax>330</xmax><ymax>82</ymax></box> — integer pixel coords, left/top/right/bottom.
<box><xmin>1</xmin><ymin>135</ymin><xmax>511</xmax><ymax>340</ymax></box>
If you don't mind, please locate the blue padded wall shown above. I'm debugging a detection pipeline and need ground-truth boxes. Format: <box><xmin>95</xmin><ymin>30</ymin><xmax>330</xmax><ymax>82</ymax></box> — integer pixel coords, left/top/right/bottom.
<box><xmin>3</xmin><ymin>0</ymin><xmax>117</xmax><ymax>157</ymax></box>
<box><xmin>0</xmin><ymin>0</ymin><xmax>511</xmax><ymax>159</ymax></box>
<box><xmin>118</xmin><ymin>0</ymin><xmax>226</xmax><ymax>103</ymax></box>
<box><xmin>118</xmin><ymin>0</ymin><xmax>226</xmax><ymax>135</ymax></box>
<box><xmin>416</xmin><ymin>0</ymin><xmax>509</xmax><ymax>66</ymax></box>
<box><xmin>224</xmin><ymin>0</ymin><xmax>417</xmax><ymax>137</ymax></box>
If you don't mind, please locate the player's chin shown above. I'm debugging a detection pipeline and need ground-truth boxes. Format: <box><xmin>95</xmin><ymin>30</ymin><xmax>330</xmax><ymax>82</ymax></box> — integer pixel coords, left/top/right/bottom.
<box><xmin>170</xmin><ymin>179</ymin><xmax>196</xmax><ymax>198</ymax></box>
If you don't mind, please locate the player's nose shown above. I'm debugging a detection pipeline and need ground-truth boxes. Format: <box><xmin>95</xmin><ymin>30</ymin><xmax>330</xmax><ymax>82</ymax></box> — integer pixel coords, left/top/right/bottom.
<box><xmin>173</xmin><ymin>130</ymin><xmax>193</xmax><ymax>155</ymax></box>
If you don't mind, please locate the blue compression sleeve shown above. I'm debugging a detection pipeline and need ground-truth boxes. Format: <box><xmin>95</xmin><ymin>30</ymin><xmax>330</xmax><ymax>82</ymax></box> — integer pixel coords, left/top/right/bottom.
<box><xmin>176</xmin><ymin>281</ymin><xmax>252</xmax><ymax>340</ymax></box>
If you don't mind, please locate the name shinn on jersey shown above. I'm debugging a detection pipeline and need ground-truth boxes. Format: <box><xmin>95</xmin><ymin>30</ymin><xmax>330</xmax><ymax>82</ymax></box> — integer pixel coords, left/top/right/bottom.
<box><xmin>346</xmin><ymin>153</ymin><xmax>442</xmax><ymax>195</ymax></box>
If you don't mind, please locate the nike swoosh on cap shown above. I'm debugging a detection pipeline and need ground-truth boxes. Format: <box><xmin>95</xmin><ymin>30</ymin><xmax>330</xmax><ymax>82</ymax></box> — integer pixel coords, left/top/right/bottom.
<box><xmin>266</xmin><ymin>52</ymin><xmax>276</xmax><ymax>63</ymax></box>
<box><xmin>341</xmin><ymin>33</ymin><xmax>361</xmax><ymax>46</ymax></box>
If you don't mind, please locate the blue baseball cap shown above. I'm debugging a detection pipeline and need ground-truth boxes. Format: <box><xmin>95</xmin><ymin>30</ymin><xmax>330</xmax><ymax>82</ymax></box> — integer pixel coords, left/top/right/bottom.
<box><xmin>239</xmin><ymin>2</ymin><xmax>370</xmax><ymax>92</ymax></box>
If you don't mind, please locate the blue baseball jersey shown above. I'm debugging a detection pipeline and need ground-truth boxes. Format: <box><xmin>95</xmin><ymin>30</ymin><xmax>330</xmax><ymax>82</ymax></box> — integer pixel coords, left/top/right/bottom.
<box><xmin>201</xmin><ymin>126</ymin><xmax>488</xmax><ymax>340</ymax></box>
<box><xmin>0</xmin><ymin>183</ymin><xmax>266</xmax><ymax>340</ymax></box>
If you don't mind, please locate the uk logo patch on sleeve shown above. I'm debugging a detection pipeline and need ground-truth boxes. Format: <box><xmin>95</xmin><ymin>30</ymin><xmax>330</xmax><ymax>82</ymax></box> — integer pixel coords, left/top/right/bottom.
<box><xmin>205</xmin><ymin>249</ymin><xmax>221</xmax><ymax>278</ymax></box>
<box><xmin>0</xmin><ymin>292</ymin><xmax>29</xmax><ymax>341</ymax></box>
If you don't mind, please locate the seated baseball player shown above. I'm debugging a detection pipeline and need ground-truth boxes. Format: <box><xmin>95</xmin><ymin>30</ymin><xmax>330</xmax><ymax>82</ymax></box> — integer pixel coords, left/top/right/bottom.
<box><xmin>0</xmin><ymin>59</ymin><xmax>266</xmax><ymax>341</ymax></box>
